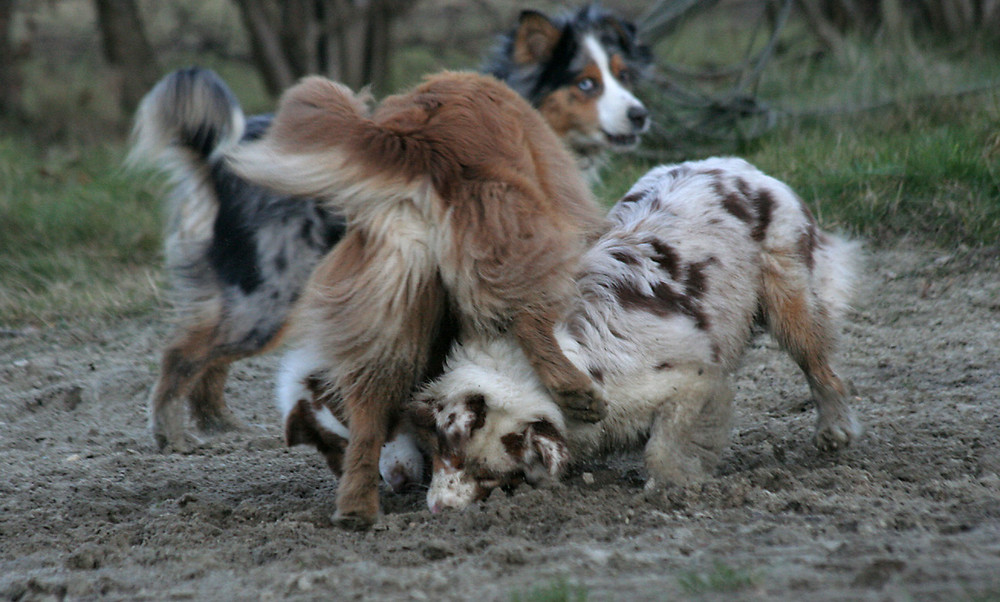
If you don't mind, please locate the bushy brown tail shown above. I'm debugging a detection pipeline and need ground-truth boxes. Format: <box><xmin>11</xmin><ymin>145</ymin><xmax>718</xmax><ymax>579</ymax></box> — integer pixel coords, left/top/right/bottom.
<box><xmin>225</xmin><ymin>76</ymin><xmax>443</xmax><ymax>215</ymax></box>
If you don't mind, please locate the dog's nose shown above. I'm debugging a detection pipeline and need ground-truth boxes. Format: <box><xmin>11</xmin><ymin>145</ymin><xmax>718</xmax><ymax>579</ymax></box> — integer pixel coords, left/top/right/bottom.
<box><xmin>627</xmin><ymin>105</ymin><xmax>649</xmax><ymax>130</ymax></box>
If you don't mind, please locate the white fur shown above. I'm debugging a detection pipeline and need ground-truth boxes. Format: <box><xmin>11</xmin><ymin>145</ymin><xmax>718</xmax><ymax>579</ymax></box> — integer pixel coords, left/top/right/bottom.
<box><xmin>425</xmin><ymin>158</ymin><xmax>861</xmax><ymax>511</ymax></box>
<box><xmin>585</xmin><ymin>34</ymin><xmax>648</xmax><ymax>142</ymax></box>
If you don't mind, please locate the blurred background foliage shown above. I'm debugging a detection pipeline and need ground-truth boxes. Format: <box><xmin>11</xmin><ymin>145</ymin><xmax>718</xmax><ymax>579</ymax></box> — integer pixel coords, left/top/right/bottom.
<box><xmin>1</xmin><ymin>0</ymin><xmax>997</xmax><ymax>145</ymax></box>
<box><xmin>0</xmin><ymin>0</ymin><xmax>998</xmax><ymax>325</ymax></box>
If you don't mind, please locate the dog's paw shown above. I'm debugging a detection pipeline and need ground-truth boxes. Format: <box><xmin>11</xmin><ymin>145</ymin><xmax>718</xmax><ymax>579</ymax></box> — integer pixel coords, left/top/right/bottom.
<box><xmin>154</xmin><ymin>430</ymin><xmax>205</xmax><ymax>454</ymax></box>
<box><xmin>332</xmin><ymin>510</ymin><xmax>377</xmax><ymax>531</ymax></box>
<box><xmin>814</xmin><ymin>411</ymin><xmax>862</xmax><ymax>452</ymax></box>
<box><xmin>195</xmin><ymin>410</ymin><xmax>251</xmax><ymax>436</ymax></box>
<box><xmin>553</xmin><ymin>387</ymin><xmax>607</xmax><ymax>423</ymax></box>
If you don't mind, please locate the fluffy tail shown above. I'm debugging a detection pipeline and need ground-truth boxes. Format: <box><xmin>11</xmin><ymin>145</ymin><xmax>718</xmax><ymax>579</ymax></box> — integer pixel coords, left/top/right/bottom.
<box><xmin>812</xmin><ymin>232</ymin><xmax>862</xmax><ymax>325</ymax></box>
<box><xmin>128</xmin><ymin>67</ymin><xmax>245</xmax><ymax>177</ymax></box>
<box><xmin>225</xmin><ymin>76</ymin><xmax>446</xmax><ymax>216</ymax></box>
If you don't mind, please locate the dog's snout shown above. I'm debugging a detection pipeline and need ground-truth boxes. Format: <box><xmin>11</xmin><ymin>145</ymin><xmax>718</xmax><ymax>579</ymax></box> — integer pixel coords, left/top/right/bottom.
<box><xmin>628</xmin><ymin>105</ymin><xmax>649</xmax><ymax>130</ymax></box>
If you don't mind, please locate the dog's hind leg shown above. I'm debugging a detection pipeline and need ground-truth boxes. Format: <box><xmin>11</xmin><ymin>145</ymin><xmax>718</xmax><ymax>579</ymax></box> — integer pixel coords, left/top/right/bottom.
<box><xmin>149</xmin><ymin>332</ymin><xmax>215</xmax><ymax>453</ymax></box>
<box><xmin>511</xmin><ymin>308</ymin><xmax>607</xmax><ymax>423</ymax></box>
<box><xmin>759</xmin><ymin>249</ymin><xmax>861</xmax><ymax>451</ymax></box>
<box><xmin>188</xmin><ymin>361</ymin><xmax>248</xmax><ymax>435</ymax></box>
<box><xmin>644</xmin><ymin>365</ymin><xmax>734</xmax><ymax>490</ymax></box>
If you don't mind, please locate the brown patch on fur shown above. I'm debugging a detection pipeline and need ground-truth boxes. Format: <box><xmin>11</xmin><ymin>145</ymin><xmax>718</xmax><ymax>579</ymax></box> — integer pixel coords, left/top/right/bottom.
<box><xmin>611</xmin><ymin>249</ymin><xmax>640</xmax><ymax>266</ymax></box>
<box><xmin>284</xmin><ymin>399</ymin><xmax>348</xmax><ymax>476</ymax></box>
<box><xmin>588</xmin><ymin>366</ymin><xmax>605</xmax><ymax>384</ymax></box>
<box><xmin>798</xmin><ymin>222</ymin><xmax>818</xmax><ymax>271</ymax></box>
<box><xmin>751</xmin><ymin>188</ymin><xmax>776</xmax><ymax>241</ymax></box>
<box><xmin>466</xmin><ymin>394</ymin><xmax>487</xmax><ymax>433</ymax></box>
<box><xmin>620</xmin><ymin>192</ymin><xmax>644</xmax><ymax>205</ymax></box>
<box><xmin>612</xmin><ymin>258</ymin><xmax>713</xmax><ymax>331</ymax></box>
<box><xmin>501</xmin><ymin>431</ymin><xmax>526</xmax><ymax>458</ymax></box>
<box><xmin>714</xmin><ymin>179</ymin><xmax>754</xmax><ymax>225</ymax></box>
<box><xmin>514</xmin><ymin>11</ymin><xmax>562</xmax><ymax>64</ymax></box>
<box><xmin>530</xmin><ymin>419</ymin><xmax>562</xmax><ymax>440</ymax></box>
<box><xmin>684</xmin><ymin>258</ymin><xmax>714</xmax><ymax>301</ymax></box>
<box><xmin>723</xmin><ymin>177</ymin><xmax>775</xmax><ymax>241</ymax></box>
<box><xmin>609</xmin><ymin>53</ymin><xmax>628</xmax><ymax>82</ymax></box>
<box><xmin>537</xmin><ymin>86</ymin><xmax>600</xmax><ymax>140</ymax></box>
<box><xmin>647</xmin><ymin>237</ymin><xmax>680</xmax><ymax>280</ymax></box>
<box><xmin>527</xmin><ymin>419</ymin><xmax>569</xmax><ymax>475</ymax></box>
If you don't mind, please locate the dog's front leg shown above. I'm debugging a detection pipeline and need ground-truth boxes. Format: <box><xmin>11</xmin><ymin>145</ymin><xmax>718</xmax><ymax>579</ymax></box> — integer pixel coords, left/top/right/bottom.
<box><xmin>644</xmin><ymin>366</ymin><xmax>734</xmax><ymax>491</ymax></box>
<box><xmin>334</xmin><ymin>365</ymin><xmax>413</xmax><ymax>530</ymax></box>
<box><xmin>511</xmin><ymin>308</ymin><xmax>606</xmax><ymax>423</ymax></box>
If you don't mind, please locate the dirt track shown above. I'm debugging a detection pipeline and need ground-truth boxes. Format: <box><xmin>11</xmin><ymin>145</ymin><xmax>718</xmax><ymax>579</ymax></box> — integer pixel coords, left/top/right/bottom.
<box><xmin>2</xmin><ymin>245</ymin><xmax>999</xmax><ymax>601</ymax></box>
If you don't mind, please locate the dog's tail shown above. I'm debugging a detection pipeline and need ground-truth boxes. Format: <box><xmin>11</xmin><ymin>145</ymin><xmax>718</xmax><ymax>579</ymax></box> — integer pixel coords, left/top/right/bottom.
<box><xmin>811</xmin><ymin>232</ymin><xmax>862</xmax><ymax>325</ymax></box>
<box><xmin>225</xmin><ymin>76</ymin><xmax>443</xmax><ymax>215</ymax></box>
<box><xmin>128</xmin><ymin>67</ymin><xmax>246</xmax><ymax>178</ymax></box>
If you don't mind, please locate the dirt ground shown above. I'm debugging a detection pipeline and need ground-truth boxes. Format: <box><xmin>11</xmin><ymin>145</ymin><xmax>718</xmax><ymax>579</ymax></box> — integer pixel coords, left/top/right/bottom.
<box><xmin>2</xmin><ymin>244</ymin><xmax>999</xmax><ymax>601</ymax></box>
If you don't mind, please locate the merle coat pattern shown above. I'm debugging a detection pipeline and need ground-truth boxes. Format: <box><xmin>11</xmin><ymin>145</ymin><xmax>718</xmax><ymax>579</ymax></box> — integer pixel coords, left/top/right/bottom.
<box><xmin>412</xmin><ymin>158</ymin><xmax>862</xmax><ymax>512</ymax></box>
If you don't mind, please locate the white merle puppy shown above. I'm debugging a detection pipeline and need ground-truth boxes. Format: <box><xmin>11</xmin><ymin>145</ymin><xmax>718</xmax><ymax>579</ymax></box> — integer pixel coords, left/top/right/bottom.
<box><xmin>414</xmin><ymin>157</ymin><xmax>862</xmax><ymax>512</ymax></box>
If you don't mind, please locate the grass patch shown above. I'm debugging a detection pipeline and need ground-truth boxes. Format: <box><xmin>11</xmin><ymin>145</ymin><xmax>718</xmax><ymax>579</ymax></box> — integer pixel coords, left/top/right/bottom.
<box><xmin>677</xmin><ymin>560</ymin><xmax>760</xmax><ymax>595</ymax></box>
<box><xmin>745</xmin><ymin>95</ymin><xmax>1000</xmax><ymax>246</ymax></box>
<box><xmin>510</xmin><ymin>577</ymin><xmax>588</xmax><ymax>602</ymax></box>
<box><xmin>599</xmin><ymin>94</ymin><xmax>1000</xmax><ymax>247</ymax></box>
<box><xmin>0</xmin><ymin>134</ymin><xmax>163</xmax><ymax>326</ymax></box>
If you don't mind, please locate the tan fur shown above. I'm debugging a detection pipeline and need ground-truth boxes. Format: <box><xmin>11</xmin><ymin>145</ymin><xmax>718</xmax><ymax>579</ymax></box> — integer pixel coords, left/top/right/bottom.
<box><xmin>227</xmin><ymin>72</ymin><xmax>608</xmax><ymax>528</ymax></box>
<box><xmin>537</xmin><ymin>83</ymin><xmax>601</xmax><ymax>141</ymax></box>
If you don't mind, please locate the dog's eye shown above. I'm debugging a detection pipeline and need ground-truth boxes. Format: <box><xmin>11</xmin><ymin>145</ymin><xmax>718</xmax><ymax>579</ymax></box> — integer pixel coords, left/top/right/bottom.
<box><xmin>577</xmin><ymin>77</ymin><xmax>598</xmax><ymax>94</ymax></box>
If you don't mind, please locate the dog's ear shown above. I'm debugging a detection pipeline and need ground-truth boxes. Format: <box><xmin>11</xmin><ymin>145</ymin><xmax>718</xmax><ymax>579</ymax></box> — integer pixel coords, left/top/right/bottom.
<box><xmin>406</xmin><ymin>396</ymin><xmax>437</xmax><ymax>430</ymax></box>
<box><xmin>514</xmin><ymin>10</ymin><xmax>562</xmax><ymax>65</ymax></box>
<box><xmin>601</xmin><ymin>15</ymin><xmax>653</xmax><ymax>68</ymax></box>
<box><xmin>404</xmin><ymin>397</ymin><xmax>440</xmax><ymax>453</ymax></box>
<box><xmin>525</xmin><ymin>419</ymin><xmax>570</xmax><ymax>480</ymax></box>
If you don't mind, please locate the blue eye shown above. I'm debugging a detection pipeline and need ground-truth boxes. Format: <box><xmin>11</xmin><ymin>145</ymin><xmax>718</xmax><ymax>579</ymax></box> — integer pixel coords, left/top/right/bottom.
<box><xmin>577</xmin><ymin>77</ymin><xmax>597</xmax><ymax>93</ymax></box>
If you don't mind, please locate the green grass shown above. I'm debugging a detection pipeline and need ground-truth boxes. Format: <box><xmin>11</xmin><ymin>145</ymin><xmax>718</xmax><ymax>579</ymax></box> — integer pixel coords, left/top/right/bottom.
<box><xmin>677</xmin><ymin>560</ymin><xmax>761</xmax><ymax>595</ymax></box>
<box><xmin>748</xmin><ymin>98</ymin><xmax>1000</xmax><ymax>246</ymax></box>
<box><xmin>510</xmin><ymin>577</ymin><xmax>588</xmax><ymax>602</ymax></box>
<box><xmin>599</xmin><ymin>80</ymin><xmax>1000</xmax><ymax>247</ymax></box>
<box><xmin>0</xmin><ymin>134</ymin><xmax>163</xmax><ymax>326</ymax></box>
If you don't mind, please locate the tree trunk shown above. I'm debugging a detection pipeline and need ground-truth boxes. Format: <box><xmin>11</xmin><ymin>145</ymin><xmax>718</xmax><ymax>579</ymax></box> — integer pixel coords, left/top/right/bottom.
<box><xmin>0</xmin><ymin>0</ymin><xmax>20</xmax><ymax>119</ymax></box>
<box><xmin>93</xmin><ymin>0</ymin><xmax>160</xmax><ymax>114</ymax></box>
<box><xmin>234</xmin><ymin>0</ymin><xmax>297</xmax><ymax>96</ymax></box>
<box><xmin>364</xmin><ymin>0</ymin><xmax>393</xmax><ymax>95</ymax></box>
<box><xmin>234</xmin><ymin>0</ymin><xmax>414</xmax><ymax>98</ymax></box>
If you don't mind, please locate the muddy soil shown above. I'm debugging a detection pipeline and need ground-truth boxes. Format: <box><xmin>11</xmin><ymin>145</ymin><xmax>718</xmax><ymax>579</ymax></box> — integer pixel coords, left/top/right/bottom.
<box><xmin>2</xmin><ymin>245</ymin><xmax>999</xmax><ymax>601</ymax></box>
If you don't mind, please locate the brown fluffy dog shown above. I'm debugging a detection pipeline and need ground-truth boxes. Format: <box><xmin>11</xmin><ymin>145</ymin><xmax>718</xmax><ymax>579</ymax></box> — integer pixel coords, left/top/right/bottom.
<box><xmin>226</xmin><ymin>72</ymin><xmax>608</xmax><ymax>528</ymax></box>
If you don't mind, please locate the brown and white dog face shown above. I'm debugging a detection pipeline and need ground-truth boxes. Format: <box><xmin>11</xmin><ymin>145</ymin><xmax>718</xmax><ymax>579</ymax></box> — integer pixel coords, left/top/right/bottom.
<box><xmin>410</xmin><ymin>340</ymin><xmax>572</xmax><ymax>512</ymax></box>
<box><xmin>484</xmin><ymin>5</ymin><xmax>652</xmax><ymax>167</ymax></box>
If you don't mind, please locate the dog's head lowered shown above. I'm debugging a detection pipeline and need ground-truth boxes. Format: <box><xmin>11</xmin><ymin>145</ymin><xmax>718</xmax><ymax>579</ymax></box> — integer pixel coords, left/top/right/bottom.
<box><xmin>484</xmin><ymin>5</ymin><xmax>653</xmax><ymax>167</ymax></box>
<box><xmin>410</xmin><ymin>340</ymin><xmax>571</xmax><ymax>512</ymax></box>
